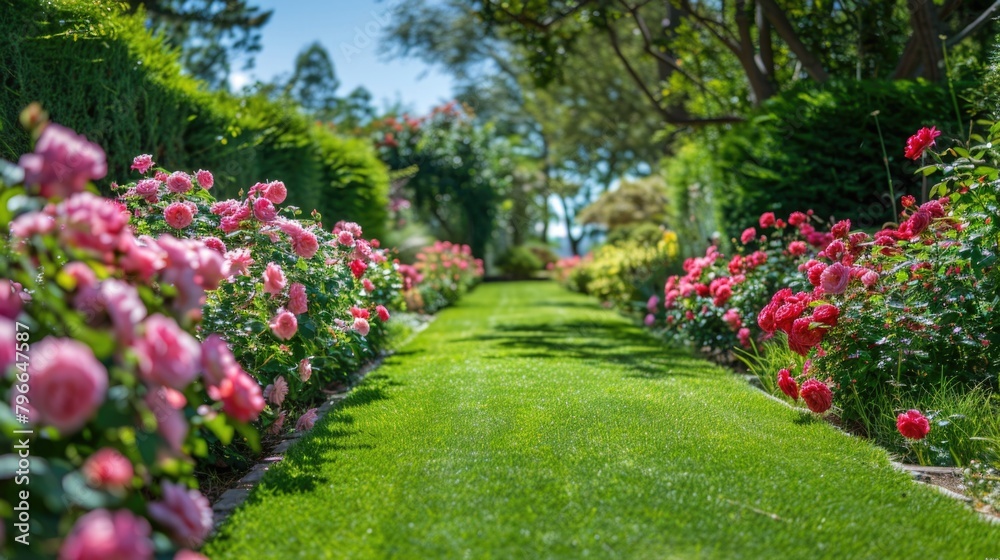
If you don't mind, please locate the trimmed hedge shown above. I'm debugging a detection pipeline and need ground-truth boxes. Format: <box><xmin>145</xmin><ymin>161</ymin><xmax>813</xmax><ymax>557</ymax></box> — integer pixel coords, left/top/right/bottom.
<box><xmin>0</xmin><ymin>0</ymin><xmax>388</xmax><ymax>237</ymax></box>
<box><xmin>665</xmin><ymin>79</ymin><xmax>975</xmax><ymax>245</ymax></box>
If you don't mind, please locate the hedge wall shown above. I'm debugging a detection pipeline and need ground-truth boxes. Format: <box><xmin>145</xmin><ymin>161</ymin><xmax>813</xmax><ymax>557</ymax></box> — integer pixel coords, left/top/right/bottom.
<box><xmin>0</xmin><ymin>0</ymin><xmax>388</xmax><ymax>237</ymax></box>
<box><xmin>664</xmin><ymin>79</ymin><xmax>974</xmax><ymax>245</ymax></box>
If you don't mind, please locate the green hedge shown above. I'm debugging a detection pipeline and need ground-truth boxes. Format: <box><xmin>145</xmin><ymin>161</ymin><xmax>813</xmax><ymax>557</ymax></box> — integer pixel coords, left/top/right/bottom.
<box><xmin>0</xmin><ymin>0</ymin><xmax>388</xmax><ymax>237</ymax></box>
<box><xmin>665</xmin><ymin>79</ymin><xmax>974</xmax><ymax>244</ymax></box>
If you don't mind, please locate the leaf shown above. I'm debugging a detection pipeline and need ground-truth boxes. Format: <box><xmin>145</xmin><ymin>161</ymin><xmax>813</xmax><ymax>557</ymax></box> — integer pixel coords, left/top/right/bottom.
<box><xmin>203</xmin><ymin>414</ymin><xmax>235</xmax><ymax>445</ymax></box>
<box><xmin>62</xmin><ymin>471</ymin><xmax>121</xmax><ymax>509</ymax></box>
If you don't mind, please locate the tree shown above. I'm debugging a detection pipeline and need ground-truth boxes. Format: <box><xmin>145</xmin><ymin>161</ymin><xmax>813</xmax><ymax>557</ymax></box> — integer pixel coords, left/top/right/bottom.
<box><xmin>126</xmin><ymin>0</ymin><xmax>272</xmax><ymax>89</ymax></box>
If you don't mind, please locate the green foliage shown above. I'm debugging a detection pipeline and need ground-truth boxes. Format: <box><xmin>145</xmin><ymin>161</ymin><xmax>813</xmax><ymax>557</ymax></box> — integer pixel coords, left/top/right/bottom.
<box><xmin>0</xmin><ymin>0</ymin><xmax>389</xmax><ymax>237</ymax></box>
<box><xmin>570</xmin><ymin>231</ymin><xmax>680</xmax><ymax>310</ymax></box>
<box><xmin>495</xmin><ymin>245</ymin><xmax>543</xmax><ymax>279</ymax></box>
<box><xmin>665</xmin><ymin>80</ymin><xmax>974</xmax><ymax>245</ymax></box>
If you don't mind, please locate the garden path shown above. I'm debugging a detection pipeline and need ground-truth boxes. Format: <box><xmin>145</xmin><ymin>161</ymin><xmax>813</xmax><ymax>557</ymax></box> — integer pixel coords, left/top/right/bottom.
<box><xmin>206</xmin><ymin>282</ymin><xmax>1000</xmax><ymax>559</ymax></box>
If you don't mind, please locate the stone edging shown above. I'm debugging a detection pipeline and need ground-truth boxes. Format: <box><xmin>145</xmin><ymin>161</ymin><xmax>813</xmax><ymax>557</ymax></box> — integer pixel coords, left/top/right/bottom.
<box><xmin>210</xmin><ymin>316</ymin><xmax>434</xmax><ymax>532</ymax></box>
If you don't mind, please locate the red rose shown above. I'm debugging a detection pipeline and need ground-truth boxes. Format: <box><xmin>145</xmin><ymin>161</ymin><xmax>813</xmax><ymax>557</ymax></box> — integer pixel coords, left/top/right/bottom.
<box><xmin>807</xmin><ymin>262</ymin><xmax>827</xmax><ymax>287</ymax></box>
<box><xmin>759</xmin><ymin>212</ymin><xmax>776</xmax><ymax>228</ymax></box>
<box><xmin>831</xmin><ymin>219</ymin><xmax>851</xmax><ymax>239</ymax></box>
<box><xmin>774</xmin><ymin>302</ymin><xmax>807</xmax><ymax>334</ymax></box>
<box><xmin>740</xmin><ymin>227</ymin><xmax>756</xmax><ymax>244</ymax></box>
<box><xmin>777</xmin><ymin>369</ymin><xmax>799</xmax><ymax>401</ymax></box>
<box><xmin>896</xmin><ymin>409</ymin><xmax>930</xmax><ymax>440</ymax></box>
<box><xmin>904</xmin><ymin>126</ymin><xmax>941</xmax><ymax>160</ymax></box>
<box><xmin>788</xmin><ymin>317</ymin><xmax>824</xmax><ymax>355</ymax></box>
<box><xmin>800</xmin><ymin>379</ymin><xmax>832</xmax><ymax>413</ymax></box>
<box><xmin>811</xmin><ymin>304</ymin><xmax>840</xmax><ymax>327</ymax></box>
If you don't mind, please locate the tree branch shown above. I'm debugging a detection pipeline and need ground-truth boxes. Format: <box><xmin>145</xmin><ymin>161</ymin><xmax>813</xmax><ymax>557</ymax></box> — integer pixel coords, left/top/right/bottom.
<box><xmin>946</xmin><ymin>0</ymin><xmax>1000</xmax><ymax>48</ymax></box>
<box><xmin>756</xmin><ymin>0</ymin><xmax>830</xmax><ymax>82</ymax></box>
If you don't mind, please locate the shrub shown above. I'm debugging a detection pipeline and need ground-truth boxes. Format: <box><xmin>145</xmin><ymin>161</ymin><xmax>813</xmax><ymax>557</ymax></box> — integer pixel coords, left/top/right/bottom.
<box><xmin>569</xmin><ymin>230</ymin><xmax>681</xmax><ymax>310</ymax></box>
<box><xmin>496</xmin><ymin>245</ymin><xmax>544</xmax><ymax>279</ymax></box>
<box><xmin>0</xmin><ymin>119</ymin><xmax>261</xmax><ymax>558</ymax></box>
<box><xmin>664</xmin><ymin>80</ymin><xmax>974</xmax><ymax>245</ymax></box>
<box><xmin>0</xmin><ymin>0</ymin><xmax>390</xmax><ymax>236</ymax></box>
<box><xmin>117</xmin><ymin>157</ymin><xmax>402</xmax><ymax>436</ymax></box>
<box><xmin>412</xmin><ymin>241</ymin><xmax>484</xmax><ymax>313</ymax></box>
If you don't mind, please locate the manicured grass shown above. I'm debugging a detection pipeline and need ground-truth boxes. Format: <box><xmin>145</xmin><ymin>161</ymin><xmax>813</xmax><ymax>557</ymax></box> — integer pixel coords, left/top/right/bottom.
<box><xmin>205</xmin><ymin>282</ymin><xmax>1000</xmax><ymax>559</ymax></box>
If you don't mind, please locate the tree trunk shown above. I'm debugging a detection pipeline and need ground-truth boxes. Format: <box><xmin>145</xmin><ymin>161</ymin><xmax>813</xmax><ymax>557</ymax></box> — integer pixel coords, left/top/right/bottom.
<box><xmin>756</xmin><ymin>0</ymin><xmax>830</xmax><ymax>82</ymax></box>
<box><xmin>756</xmin><ymin>3</ymin><xmax>775</xmax><ymax>81</ymax></box>
<box><xmin>735</xmin><ymin>0</ymin><xmax>774</xmax><ymax>105</ymax></box>
<box><xmin>907</xmin><ymin>0</ymin><xmax>943</xmax><ymax>81</ymax></box>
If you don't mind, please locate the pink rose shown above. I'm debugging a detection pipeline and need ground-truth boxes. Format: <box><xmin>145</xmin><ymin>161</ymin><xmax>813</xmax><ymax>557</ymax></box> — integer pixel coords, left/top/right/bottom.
<box><xmin>740</xmin><ymin>227</ymin><xmax>756</xmax><ymax>244</ymax></box>
<box><xmin>120</xmin><ymin>237</ymin><xmax>166</xmax><ymax>283</ymax></box>
<box><xmin>819</xmin><ymin>262</ymin><xmax>850</xmax><ymax>295</ymax></box>
<box><xmin>131</xmin><ymin>154</ymin><xmax>154</xmax><ymax>174</ymax></box>
<box><xmin>269</xmin><ymin>309</ymin><xmax>298</xmax><ymax>340</ymax></box>
<box><xmin>195</xmin><ymin>169</ymin><xmax>213</xmax><ymax>189</ymax></box>
<box><xmin>261</xmin><ymin>181</ymin><xmax>287</xmax><ymax>204</ymax></box>
<box><xmin>267</xmin><ymin>376</ymin><xmax>289</xmax><ymax>407</ymax></box>
<box><xmin>296</xmin><ymin>408</ymin><xmax>319</xmax><ymax>432</ymax></box>
<box><xmin>376</xmin><ymin>305</ymin><xmax>390</xmax><ymax>322</ymax></box>
<box><xmin>353</xmin><ymin>317</ymin><xmax>370</xmax><ymax>336</ymax></box>
<box><xmin>165</xmin><ymin>171</ymin><xmax>193</xmax><ymax>193</ymax></box>
<box><xmin>208</xmin><ymin>368</ymin><xmax>265</xmax><ymax>422</ymax></box>
<box><xmin>737</xmin><ymin>327</ymin><xmax>751</xmax><ymax>348</ymax></box>
<box><xmin>19</xmin><ymin>123</ymin><xmax>107</xmax><ymax>200</ymax></box>
<box><xmin>9</xmin><ymin>211</ymin><xmax>55</xmax><ymax>240</ymax></box>
<box><xmin>99</xmin><ymin>279</ymin><xmax>147</xmax><ymax>342</ymax></box>
<box><xmin>82</xmin><ymin>448</ymin><xmax>133</xmax><ymax>491</ymax></box>
<box><xmin>350</xmin><ymin>259</ymin><xmax>368</xmax><ymax>279</ymax></box>
<box><xmin>788</xmin><ymin>241</ymin><xmax>807</xmax><ymax>256</ymax></box>
<box><xmin>292</xmin><ymin>230</ymin><xmax>319</xmax><ymax>259</ymax></box>
<box><xmin>202</xmin><ymin>236</ymin><xmax>226</xmax><ymax>254</ymax></box>
<box><xmin>723</xmin><ymin>308</ymin><xmax>742</xmax><ymax>330</ymax></box>
<box><xmin>55</xmin><ymin>193</ymin><xmax>131</xmax><ymax>261</ymax></box>
<box><xmin>253</xmin><ymin>197</ymin><xmax>278</xmax><ymax>222</ymax></box>
<box><xmin>148</xmin><ymin>481</ymin><xmax>213</xmax><ymax>548</ymax></box>
<box><xmin>224</xmin><ymin>248</ymin><xmax>254</xmax><ymax>277</ymax></box>
<box><xmin>338</xmin><ymin>230</ymin><xmax>355</xmax><ymax>246</ymax></box>
<box><xmin>861</xmin><ymin>269</ymin><xmax>879</xmax><ymax>288</ymax></box>
<box><xmin>288</xmin><ymin>282</ymin><xmax>308</xmax><ymax>315</ymax></box>
<box><xmin>164</xmin><ymin>202</ymin><xmax>196</xmax><ymax>229</ymax></box>
<box><xmin>135</xmin><ymin>178</ymin><xmax>160</xmax><ymax>195</ymax></box>
<box><xmin>831</xmin><ymin>219</ymin><xmax>851</xmax><ymax>239</ymax></box>
<box><xmin>644</xmin><ymin>313</ymin><xmax>655</xmax><ymax>326</ymax></box>
<box><xmin>904</xmin><ymin>126</ymin><xmax>941</xmax><ymax>160</ymax></box>
<box><xmin>759</xmin><ymin>212</ymin><xmax>776</xmax><ymax>228</ymax></box>
<box><xmin>27</xmin><ymin>338</ymin><xmax>107</xmax><ymax>433</ymax></box>
<box><xmin>145</xmin><ymin>387</ymin><xmax>188</xmax><ymax>452</ymax></box>
<box><xmin>362</xmin><ymin>278</ymin><xmax>376</xmax><ymax>292</ymax></box>
<box><xmin>263</xmin><ymin>262</ymin><xmax>287</xmax><ymax>296</ymax></box>
<box><xmin>299</xmin><ymin>358</ymin><xmax>313</xmax><ymax>382</ymax></box>
<box><xmin>201</xmin><ymin>334</ymin><xmax>239</xmax><ymax>387</ymax></box>
<box><xmin>268</xmin><ymin>410</ymin><xmax>287</xmax><ymax>435</ymax></box>
<box><xmin>351</xmin><ymin>306</ymin><xmax>370</xmax><ymax>319</ymax></box>
<box><xmin>646</xmin><ymin>295</ymin><xmax>660</xmax><ymax>313</ymax></box>
<box><xmin>59</xmin><ymin>509</ymin><xmax>153</xmax><ymax>560</ymax></box>
<box><xmin>0</xmin><ymin>279</ymin><xmax>23</xmax><ymax>319</ymax></box>
<box><xmin>135</xmin><ymin>315</ymin><xmax>201</xmax><ymax>389</ymax></box>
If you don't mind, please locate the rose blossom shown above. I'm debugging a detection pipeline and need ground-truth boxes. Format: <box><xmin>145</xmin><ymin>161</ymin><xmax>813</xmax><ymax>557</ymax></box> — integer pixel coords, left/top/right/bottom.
<box><xmin>10</xmin><ymin>211</ymin><xmax>55</xmax><ymax>240</ymax></box>
<box><xmin>201</xmin><ymin>334</ymin><xmax>239</xmax><ymax>387</ymax></box>
<box><xmin>904</xmin><ymin>126</ymin><xmax>941</xmax><ymax>160</ymax></box>
<box><xmin>267</xmin><ymin>376</ymin><xmax>289</xmax><ymax>407</ymax></box>
<box><xmin>82</xmin><ymin>448</ymin><xmax>133</xmax><ymax>491</ymax></box>
<box><xmin>135</xmin><ymin>178</ymin><xmax>160</xmax><ymax>196</ymax></box>
<box><xmin>224</xmin><ymin>248</ymin><xmax>254</xmax><ymax>277</ymax></box>
<box><xmin>59</xmin><ymin>509</ymin><xmax>153</xmax><ymax>560</ymax></box>
<box><xmin>19</xmin><ymin>123</ymin><xmax>107</xmax><ymax>199</ymax></box>
<box><xmin>777</xmin><ymin>369</ymin><xmax>799</xmax><ymax>401</ymax></box>
<box><xmin>740</xmin><ymin>227</ymin><xmax>756</xmax><ymax>244</ymax></box>
<box><xmin>0</xmin><ymin>319</ymin><xmax>15</xmax><ymax>371</ymax></box>
<box><xmin>27</xmin><ymin>338</ymin><xmax>107</xmax><ymax>433</ymax></box>
<box><xmin>296</xmin><ymin>408</ymin><xmax>319</xmax><ymax>431</ymax></box>
<box><xmin>644</xmin><ymin>313</ymin><xmax>655</xmax><ymax>326</ymax></box>
<box><xmin>896</xmin><ymin>409</ymin><xmax>931</xmax><ymax>440</ymax></box>
<box><xmin>788</xmin><ymin>317</ymin><xmax>825</xmax><ymax>356</ymax></box>
<box><xmin>0</xmin><ymin>280</ymin><xmax>24</xmax><ymax>319</ymax></box>
<box><xmin>788</xmin><ymin>241</ymin><xmax>807</xmax><ymax>256</ymax></box>
<box><xmin>268</xmin><ymin>410</ymin><xmax>287</xmax><ymax>435</ymax></box>
<box><xmin>145</xmin><ymin>387</ymin><xmax>188</xmax><ymax>452</ymax></box>
<box><xmin>353</xmin><ymin>317</ymin><xmax>370</xmax><ymax>336</ymax></box>
<box><xmin>292</xmin><ymin>230</ymin><xmax>319</xmax><ymax>258</ymax></box>
<box><xmin>351</xmin><ymin>306</ymin><xmax>370</xmax><ymax>319</ymax></box>
<box><xmin>207</xmin><ymin>368</ymin><xmax>265</xmax><ymax>422</ymax></box>
<box><xmin>164</xmin><ymin>202</ymin><xmax>196</xmax><ymax>229</ymax></box>
<box><xmin>800</xmin><ymin>379</ymin><xmax>833</xmax><ymax>413</ymax></box>
<box><xmin>253</xmin><ymin>197</ymin><xmax>278</xmax><ymax>222</ymax></box>
<box><xmin>831</xmin><ymin>219</ymin><xmax>851</xmax><ymax>239</ymax></box>
<box><xmin>338</xmin><ymin>230</ymin><xmax>355</xmax><ymax>246</ymax></box>
<box><xmin>819</xmin><ymin>262</ymin><xmax>850</xmax><ymax>295</ymax></box>
<box><xmin>195</xmin><ymin>169</ymin><xmax>213</xmax><ymax>189</ymax></box>
<box><xmin>261</xmin><ymin>181</ymin><xmax>287</xmax><ymax>204</ymax></box>
<box><xmin>861</xmin><ymin>269</ymin><xmax>879</xmax><ymax>288</ymax></box>
<box><xmin>55</xmin><ymin>192</ymin><xmax>131</xmax><ymax>261</ymax></box>
<box><xmin>759</xmin><ymin>212</ymin><xmax>776</xmax><ymax>228</ymax></box>
<box><xmin>202</xmin><ymin>236</ymin><xmax>226</xmax><ymax>254</ymax></box>
<box><xmin>807</xmin><ymin>262</ymin><xmax>827</xmax><ymax>287</ymax></box>
<box><xmin>362</xmin><ymin>278</ymin><xmax>376</xmax><ymax>293</ymax></box>
<box><xmin>164</xmin><ymin>171</ymin><xmax>192</xmax><ymax>194</ymax></box>
<box><xmin>299</xmin><ymin>358</ymin><xmax>313</xmax><ymax>382</ymax></box>
<box><xmin>376</xmin><ymin>305</ymin><xmax>390</xmax><ymax>322</ymax></box>
<box><xmin>737</xmin><ymin>327</ymin><xmax>751</xmax><ymax>348</ymax></box>
<box><xmin>269</xmin><ymin>309</ymin><xmax>298</xmax><ymax>340</ymax></box>
<box><xmin>350</xmin><ymin>259</ymin><xmax>368</xmax><ymax>279</ymax></box>
<box><xmin>135</xmin><ymin>315</ymin><xmax>201</xmax><ymax>389</ymax></box>
<box><xmin>148</xmin><ymin>481</ymin><xmax>213</xmax><ymax>548</ymax></box>
<box><xmin>812</xmin><ymin>304</ymin><xmax>840</xmax><ymax>327</ymax></box>
<box><xmin>288</xmin><ymin>283</ymin><xmax>308</xmax><ymax>315</ymax></box>
<box><xmin>263</xmin><ymin>262</ymin><xmax>287</xmax><ymax>296</ymax></box>
<box><xmin>131</xmin><ymin>154</ymin><xmax>154</xmax><ymax>174</ymax></box>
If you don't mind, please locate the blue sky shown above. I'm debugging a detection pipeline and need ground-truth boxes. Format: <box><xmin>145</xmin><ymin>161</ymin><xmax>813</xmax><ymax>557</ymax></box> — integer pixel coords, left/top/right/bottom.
<box><xmin>230</xmin><ymin>0</ymin><xmax>455</xmax><ymax>114</ymax></box>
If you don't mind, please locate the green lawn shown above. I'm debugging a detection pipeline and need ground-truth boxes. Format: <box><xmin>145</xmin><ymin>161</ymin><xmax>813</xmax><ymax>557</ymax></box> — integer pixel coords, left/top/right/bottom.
<box><xmin>205</xmin><ymin>282</ymin><xmax>1000</xmax><ymax>559</ymax></box>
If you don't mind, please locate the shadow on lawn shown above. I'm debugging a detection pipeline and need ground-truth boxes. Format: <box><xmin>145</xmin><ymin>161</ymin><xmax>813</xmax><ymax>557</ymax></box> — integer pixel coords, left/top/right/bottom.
<box><xmin>461</xmin><ymin>320</ymin><xmax>711</xmax><ymax>380</ymax></box>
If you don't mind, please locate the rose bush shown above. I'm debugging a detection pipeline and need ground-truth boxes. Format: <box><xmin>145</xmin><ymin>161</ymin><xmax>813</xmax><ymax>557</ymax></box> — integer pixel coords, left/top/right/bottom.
<box><xmin>116</xmin><ymin>159</ymin><xmax>405</xmax><ymax>437</ymax></box>
<box><xmin>651</xmin><ymin>212</ymin><xmax>832</xmax><ymax>359</ymax></box>
<box><xmin>408</xmin><ymin>241</ymin><xmax>484</xmax><ymax>313</ymax></box>
<box><xmin>1</xmin><ymin>118</ymin><xmax>261</xmax><ymax>558</ymax></box>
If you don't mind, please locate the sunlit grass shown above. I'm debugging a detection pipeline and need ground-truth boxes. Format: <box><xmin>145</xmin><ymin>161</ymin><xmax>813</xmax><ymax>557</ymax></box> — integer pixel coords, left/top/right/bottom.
<box><xmin>206</xmin><ymin>282</ymin><xmax>1000</xmax><ymax>559</ymax></box>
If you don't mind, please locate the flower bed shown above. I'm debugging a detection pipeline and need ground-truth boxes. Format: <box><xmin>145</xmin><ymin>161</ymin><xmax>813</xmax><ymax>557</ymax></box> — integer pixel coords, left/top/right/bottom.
<box><xmin>0</xmin><ymin>112</ymin><xmax>480</xmax><ymax>557</ymax></box>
